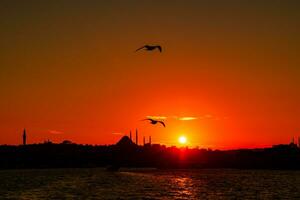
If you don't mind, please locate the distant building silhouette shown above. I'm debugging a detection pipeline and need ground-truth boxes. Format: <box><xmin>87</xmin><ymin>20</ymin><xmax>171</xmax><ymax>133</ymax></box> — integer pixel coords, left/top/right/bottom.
<box><xmin>143</xmin><ymin>136</ymin><xmax>145</xmax><ymax>146</ymax></box>
<box><xmin>149</xmin><ymin>136</ymin><xmax>151</xmax><ymax>145</ymax></box>
<box><xmin>136</xmin><ymin>129</ymin><xmax>138</xmax><ymax>145</ymax></box>
<box><xmin>130</xmin><ymin>130</ymin><xmax>132</xmax><ymax>141</ymax></box>
<box><xmin>61</xmin><ymin>140</ymin><xmax>72</xmax><ymax>145</ymax></box>
<box><xmin>22</xmin><ymin>129</ymin><xmax>26</xmax><ymax>145</ymax></box>
<box><xmin>298</xmin><ymin>137</ymin><xmax>300</xmax><ymax>147</ymax></box>
<box><xmin>44</xmin><ymin>139</ymin><xmax>52</xmax><ymax>144</ymax></box>
<box><xmin>116</xmin><ymin>135</ymin><xmax>136</xmax><ymax>147</ymax></box>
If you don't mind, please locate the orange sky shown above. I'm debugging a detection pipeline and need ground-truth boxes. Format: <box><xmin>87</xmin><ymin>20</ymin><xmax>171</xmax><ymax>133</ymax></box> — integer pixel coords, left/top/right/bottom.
<box><xmin>0</xmin><ymin>1</ymin><xmax>300</xmax><ymax>149</ymax></box>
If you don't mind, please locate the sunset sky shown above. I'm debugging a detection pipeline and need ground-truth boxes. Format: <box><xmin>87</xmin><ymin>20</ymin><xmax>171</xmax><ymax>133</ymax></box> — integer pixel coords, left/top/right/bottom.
<box><xmin>1</xmin><ymin>1</ymin><xmax>300</xmax><ymax>149</ymax></box>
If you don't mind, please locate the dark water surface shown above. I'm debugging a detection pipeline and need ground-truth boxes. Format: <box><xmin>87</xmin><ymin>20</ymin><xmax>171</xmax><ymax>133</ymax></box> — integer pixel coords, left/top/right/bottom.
<box><xmin>0</xmin><ymin>168</ymin><xmax>299</xmax><ymax>199</ymax></box>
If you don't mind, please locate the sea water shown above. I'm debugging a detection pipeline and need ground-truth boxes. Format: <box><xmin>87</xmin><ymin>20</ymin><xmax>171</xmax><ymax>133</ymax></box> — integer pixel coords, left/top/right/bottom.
<box><xmin>0</xmin><ymin>168</ymin><xmax>299</xmax><ymax>199</ymax></box>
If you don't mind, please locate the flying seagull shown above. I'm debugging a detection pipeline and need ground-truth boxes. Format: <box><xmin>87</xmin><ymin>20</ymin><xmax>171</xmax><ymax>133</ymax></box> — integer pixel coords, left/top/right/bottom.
<box><xmin>142</xmin><ymin>118</ymin><xmax>166</xmax><ymax>127</ymax></box>
<box><xmin>135</xmin><ymin>45</ymin><xmax>162</xmax><ymax>52</ymax></box>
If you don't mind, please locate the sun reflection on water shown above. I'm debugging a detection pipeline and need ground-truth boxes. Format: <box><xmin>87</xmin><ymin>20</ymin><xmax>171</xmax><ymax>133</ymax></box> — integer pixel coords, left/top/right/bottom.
<box><xmin>171</xmin><ymin>176</ymin><xmax>195</xmax><ymax>198</ymax></box>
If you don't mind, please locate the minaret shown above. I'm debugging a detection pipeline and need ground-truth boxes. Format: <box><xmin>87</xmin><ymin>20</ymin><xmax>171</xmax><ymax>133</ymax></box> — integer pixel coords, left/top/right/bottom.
<box><xmin>149</xmin><ymin>136</ymin><xmax>151</xmax><ymax>145</ymax></box>
<box><xmin>130</xmin><ymin>130</ymin><xmax>132</xmax><ymax>141</ymax></box>
<box><xmin>143</xmin><ymin>136</ymin><xmax>145</xmax><ymax>146</ymax></box>
<box><xmin>135</xmin><ymin>129</ymin><xmax>138</xmax><ymax>145</ymax></box>
<box><xmin>23</xmin><ymin>129</ymin><xmax>26</xmax><ymax>145</ymax></box>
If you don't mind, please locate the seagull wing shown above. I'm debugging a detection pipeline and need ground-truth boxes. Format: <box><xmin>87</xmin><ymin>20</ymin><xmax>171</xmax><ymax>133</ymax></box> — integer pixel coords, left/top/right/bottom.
<box><xmin>135</xmin><ymin>45</ymin><xmax>146</xmax><ymax>52</ymax></box>
<box><xmin>157</xmin><ymin>46</ymin><xmax>162</xmax><ymax>52</ymax></box>
<box><xmin>158</xmin><ymin>121</ymin><xmax>166</xmax><ymax>127</ymax></box>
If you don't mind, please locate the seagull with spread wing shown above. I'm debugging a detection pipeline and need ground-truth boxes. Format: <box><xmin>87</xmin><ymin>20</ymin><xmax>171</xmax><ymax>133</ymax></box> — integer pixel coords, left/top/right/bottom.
<box><xmin>142</xmin><ymin>118</ymin><xmax>166</xmax><ymax>127</ymax></box>
<box><xmin>135</xmin><ymin>45</ymin><xmax>162</xmax><ymax>52</ymax></box>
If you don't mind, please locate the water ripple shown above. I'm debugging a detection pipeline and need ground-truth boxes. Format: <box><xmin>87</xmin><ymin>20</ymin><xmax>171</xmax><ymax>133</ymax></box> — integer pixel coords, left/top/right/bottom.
<box><xmin>0</xmin><ymin>169</ymin><xmax>299</xmax><ymax>199</ymax></box>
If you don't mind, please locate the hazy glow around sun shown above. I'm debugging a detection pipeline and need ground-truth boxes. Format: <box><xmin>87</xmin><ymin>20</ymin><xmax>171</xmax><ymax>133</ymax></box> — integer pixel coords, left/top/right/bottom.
<box><xmin>178</xmin><ymin>136</ymin><xmax>187</xmax><ymax>144</ymax></box>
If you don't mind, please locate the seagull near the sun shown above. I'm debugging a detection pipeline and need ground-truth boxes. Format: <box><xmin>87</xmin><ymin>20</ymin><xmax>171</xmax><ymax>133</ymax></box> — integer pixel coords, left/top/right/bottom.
<box><xmin>135</xmin><ymin>45</ymin><xmax>162</xmax><ymax>53</ymax></box>
<box><xmin>142</xmin><ymin>118</ymin><xmax>166</xmax><ymax>127</ymax></box>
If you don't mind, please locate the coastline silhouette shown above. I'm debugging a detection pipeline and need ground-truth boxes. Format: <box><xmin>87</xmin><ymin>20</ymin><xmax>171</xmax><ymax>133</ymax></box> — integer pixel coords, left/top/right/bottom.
<box><xmin>0</xmin><ymin>135</ymin><xmax>299</xmax><ymax>170</ymax></box>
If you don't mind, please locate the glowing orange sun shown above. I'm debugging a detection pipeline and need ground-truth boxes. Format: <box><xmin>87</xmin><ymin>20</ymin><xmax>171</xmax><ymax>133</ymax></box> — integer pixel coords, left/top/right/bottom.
<box><xmin>178</xmin><ymin>136</ymin><xmax>187</xmax><ymax>144</ymax></box>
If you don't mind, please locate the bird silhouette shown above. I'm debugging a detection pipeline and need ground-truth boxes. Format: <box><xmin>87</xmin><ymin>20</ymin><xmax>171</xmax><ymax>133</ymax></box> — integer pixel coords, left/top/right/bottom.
<box><xmin>135</xmin><ymin>45</ymin><xmax>162</xmax><ymax>52</ymax></box>
<box><xmin>142</xmin><ymin>118</ymin><xmax>166</xmax><ymax>127</ymax></box>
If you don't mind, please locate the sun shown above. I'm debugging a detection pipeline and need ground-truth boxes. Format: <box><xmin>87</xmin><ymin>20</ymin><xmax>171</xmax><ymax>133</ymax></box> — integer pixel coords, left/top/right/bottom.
<box><xmin>178</xmin><ymin>136</ymin><xmax>187</xmax><ymax>144</ymax></box>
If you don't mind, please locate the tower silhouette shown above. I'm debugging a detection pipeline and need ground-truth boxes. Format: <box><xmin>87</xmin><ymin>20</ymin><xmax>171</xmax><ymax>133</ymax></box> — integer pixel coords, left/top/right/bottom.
<box><xmin>136</xmin><ymin>129</ymin><xmax>138</xmax><ymax>145</ymax></box>
<box><xmin>23</xmin><ymin>129</ymin><xmax>26</xmax><ymax>145</ymax></box>
<box><xmin>143</xmin><ymin>136</ymin><xmax>145</xmax><ymax>146</ymax></box>
<box><xmin>149</xmin><ymin>136</ymin><xmax>151</xmax><ymax>145</ymax></box>
<box><xmin>130</xmin><ymin>130</ymin><xmax>132</xmax><ymax>141</ymax></box>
